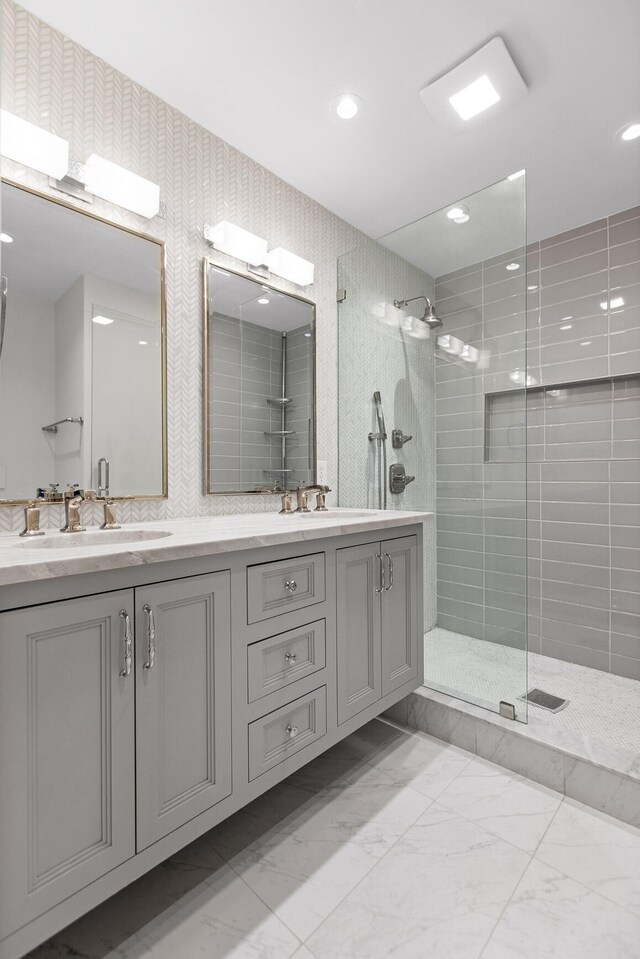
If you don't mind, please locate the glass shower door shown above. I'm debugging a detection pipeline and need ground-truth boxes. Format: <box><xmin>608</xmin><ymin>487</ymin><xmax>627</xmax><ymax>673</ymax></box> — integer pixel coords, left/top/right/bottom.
<box><xmin>337</xmin><ymin>173</ymin><xmax>528</xmax><ymax>722</ymax></box>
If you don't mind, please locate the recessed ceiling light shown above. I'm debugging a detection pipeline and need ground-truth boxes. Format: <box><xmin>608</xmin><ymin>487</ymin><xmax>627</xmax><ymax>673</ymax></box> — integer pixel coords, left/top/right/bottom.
<box><xmin>449</xmin><ymin>74</ymin><xmax>500</xmax><ymax>121</ymax></box>
<box><xmin>601</xmin><ymin>297</ymin><xmax>625</xmax><ymax>310</ymax></box>
<box><xmin>620</xmin><ymin>123</ymin><xmax>640</xmax><ymax>142</ymax></box>
<box><xmin>508</xmin><ymin>169</ymin><xmax>526</xmax><ymax>180</ymax></box>
<box><xmin>419</xmin><ymin>38</ymin><xmax>527</xmax><ymax>132</ymax></box>
<box><xmin>258</xmin><ymin>297</ymin><xmax>269</xmax><ymax>305</ymax></box>
<box><xmin>560</xmin><ymin>324</ymin><xmax>573</xmax><ymax>330</ymax></box>
<box><xmin>92</xmin><ymin>315</ymin><xmax>114</xmax><ymax>325</ymax></box>
<box><xmin>453</xmin><ymin>214</ymin><xmax>470</xmax><ymax>224</ymax></box>
<box><xmin>447</xmin><ymin>206</ymin><xmax>466</xmax><ymax>219</ymax></box>
<box><xmin>506</xmin><ymin>262</ymin><xmax>520</xmax><ymax>271</ymax></box>
<box><xmin>335</xmin><ymin>94</ymin><xmax>360</xmax><ymax>120</ymax></box>
<box><xmin>138</xmin><ymin>340</ymin><xmax>148</xmax><ymax>346</ymax></box>
<box><xmin>0</xmin><ymin>232</ymin><xmax>13</xmax><ymax>243</ymax></box>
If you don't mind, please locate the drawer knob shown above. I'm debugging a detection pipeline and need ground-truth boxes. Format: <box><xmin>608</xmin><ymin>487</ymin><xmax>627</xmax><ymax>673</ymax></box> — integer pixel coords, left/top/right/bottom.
<box><xmin>285</xmin><ymin>723</ymin><xmax>299</xmax><ymax>739</ymax></box>
<box><xmin>284</xmin><ymin>579</ymin><xmax>298</xmax><ymax>593</ymax></box>
<box><xmin>285</xmin><ymin>651</ymin><xmax>297</xmax><ymax>665</ymax></box>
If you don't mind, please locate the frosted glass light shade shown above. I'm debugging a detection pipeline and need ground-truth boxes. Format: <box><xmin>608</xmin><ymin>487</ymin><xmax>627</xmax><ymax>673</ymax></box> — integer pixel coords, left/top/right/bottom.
<box><xmin>0</xmin><ymin>109</ymin><xmax>69</xmax><ymax>179</ymax></box>
<box><xmin>204</xmin><ymin>220</ymin><xmax>268</xmax><ymax>266</ymax></box>
<box><xmin>267</xmin><ymin>247</ymin><xmax>315</xmax><ymax>286</ymax></box>
<box><xmin>84</xmin><ymin>154</ymin><xmax>160</xmax><ymax>218</ymax></box>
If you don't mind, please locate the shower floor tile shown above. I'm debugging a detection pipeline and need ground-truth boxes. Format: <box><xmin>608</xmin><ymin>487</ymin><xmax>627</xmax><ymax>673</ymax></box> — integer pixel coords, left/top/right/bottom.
<box><xmin>424</xmin><ymin>627</ymin><xmax>640</xmax><ymax>759</ymax></box>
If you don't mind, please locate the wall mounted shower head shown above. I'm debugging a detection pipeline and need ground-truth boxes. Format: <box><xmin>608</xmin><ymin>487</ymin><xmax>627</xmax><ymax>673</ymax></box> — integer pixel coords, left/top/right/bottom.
<box><xmin>393</xmin><ymin>294</ymin><xmax>443</xmax><ymax>329</ymax></box>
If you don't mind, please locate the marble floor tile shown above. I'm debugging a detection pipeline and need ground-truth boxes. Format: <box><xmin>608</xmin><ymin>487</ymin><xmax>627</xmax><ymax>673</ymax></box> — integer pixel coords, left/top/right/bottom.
<box><xmin>482</xmin><ymin>859</ymin><xmax>640</xmax><ymax>959</ymax></box>
<box><xmin>230</xmin><ymin>774</ymin><xmax>432</xmax><ymax>940</ymax></box>
<box><xmin>436</xmin><ymin>756</ymin><xmax>562</xmax><ymax>853</ymax></box>
<box><xmin>307</xmin><ymin>804</ymin><xmax>529</xmax><ymax>959</ymax></box>
<box><xmin>115</xmin><ymin>865</ymin><xmax>300</xmax><ymax>959</ymax></box>
<box><xmin>535</xmin><ymin>798</ymin><xmax>640</xmax><ymax>917</ymax></box>
<box><xmin>358</xmin><ymin>725</ymin><xmax>474</xmax><ymax>800</ymax></box>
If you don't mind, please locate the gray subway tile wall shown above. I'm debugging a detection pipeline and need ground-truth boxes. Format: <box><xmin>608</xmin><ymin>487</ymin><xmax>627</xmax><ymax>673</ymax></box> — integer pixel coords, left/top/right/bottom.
<box><xmin>435</xmin><ymin>207</ymin><xmax>640</xmax><ymax>679</ymax></box>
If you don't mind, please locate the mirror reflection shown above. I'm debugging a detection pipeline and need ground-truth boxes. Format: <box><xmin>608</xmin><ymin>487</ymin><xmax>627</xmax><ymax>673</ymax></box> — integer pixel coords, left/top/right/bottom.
<box><xmin>0</xmin><ymin>181</ymin><xmax>166</xmax><ymax>502</ymax></box>
<box><xmin>205</xmin><ymin>263</ymin><xmax>315</xmax><ymax>493</ymax></box>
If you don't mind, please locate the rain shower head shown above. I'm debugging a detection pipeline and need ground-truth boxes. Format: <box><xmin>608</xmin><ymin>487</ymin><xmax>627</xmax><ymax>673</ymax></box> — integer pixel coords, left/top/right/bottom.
<box><xmin>393</xmin><ymin>294</ymin><xmax>443</xmax><ymax>329</ymax></box>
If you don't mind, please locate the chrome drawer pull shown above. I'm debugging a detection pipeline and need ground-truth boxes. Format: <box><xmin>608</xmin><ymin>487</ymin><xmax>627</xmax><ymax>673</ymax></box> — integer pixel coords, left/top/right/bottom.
<box><xmin>285</xmin><ymin>723</ymin><xmax>299</xmax><ymax>739</ymax></box>
<box><xmin>142</xmin><ymin>604</ymin><xmax>156</xmax><ymax>670</ymax></box>
<box><xmin>375</xmin><ymin>553</ymin><xmax>385</xmax><ymax>594</ymax></box>
<box><xmin>384</xmin><ymin>553</ymin><xmax>394</xmax><ymax>591</ymax></box>
<box><xmin>285</xmin><ymin>651</ymin><xmax>297</xmax><ymax>665</ymax></box>
<box><xmin>119</xmin><ymin>610</ymin><xmax>132</xmax><ymax>677</ymax></box>
<box><xmin>284</xmin><ymin>579</ymin><xmax>298</xmax><ymax>592</ymax></box>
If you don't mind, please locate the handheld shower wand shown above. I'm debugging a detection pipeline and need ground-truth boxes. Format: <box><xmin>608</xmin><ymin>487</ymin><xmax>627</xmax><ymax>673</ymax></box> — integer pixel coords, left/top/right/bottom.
<box><xmin>368</xmin><ymin>391</ymin><xmax>388</xmax><ymax>509</ymax></box>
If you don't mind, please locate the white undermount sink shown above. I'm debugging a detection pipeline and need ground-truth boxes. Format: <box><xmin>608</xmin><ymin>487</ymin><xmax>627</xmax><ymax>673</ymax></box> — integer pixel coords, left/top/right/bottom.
<box><xmin>15</xmin><ymin>529</ymin><xmax>173</xmax><ymax>549</ymax></box>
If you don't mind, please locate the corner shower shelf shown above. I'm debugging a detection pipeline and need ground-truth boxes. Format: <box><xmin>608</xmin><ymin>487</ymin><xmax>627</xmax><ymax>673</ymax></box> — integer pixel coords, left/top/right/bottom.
<box><xmin>264</xmin><ymin>430</ymin><xmax>296</xmax><ymax>437</ymax></box>
<box><xmin>267</xmin><ymin>397</ymin><xmax>291</xmax><ymax>406</ymax></box>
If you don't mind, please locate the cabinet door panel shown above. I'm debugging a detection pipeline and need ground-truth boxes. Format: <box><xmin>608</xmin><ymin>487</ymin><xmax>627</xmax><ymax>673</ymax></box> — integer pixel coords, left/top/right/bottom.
<box><xmin>0</xmin><ymin>591</ymin><xmax>135</xmax><ymax>937</ymax></box>
<box><xmin>381</xmin><ymin>535</ymin><xmax>419</xmax><ymax>696</ymax></box>
<box><xmin>135</xmin><ymin>572</ymin><xmax>231</xmax><ymax>850</ymax></box>
<box><xmin>336</xmin><ymin>542</ymin><xmax>382</xmax><ymax>724</ymax></box>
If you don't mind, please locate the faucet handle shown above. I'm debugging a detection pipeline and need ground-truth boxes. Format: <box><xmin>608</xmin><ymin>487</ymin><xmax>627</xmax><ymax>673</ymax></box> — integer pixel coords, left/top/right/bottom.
<box><xmin>100</xmin><ymin>498</ymin><xmax>120</xmax><ymax>530</ymax></box>
<box><xmin>83</xmin><ymin>489</ymin><xmax>97</xmax><ymax>502</ymax></box>
<box><xmin>314</xmin><ymin>491</ymin><xmax>329</xmax><ymax>512</ymax></box>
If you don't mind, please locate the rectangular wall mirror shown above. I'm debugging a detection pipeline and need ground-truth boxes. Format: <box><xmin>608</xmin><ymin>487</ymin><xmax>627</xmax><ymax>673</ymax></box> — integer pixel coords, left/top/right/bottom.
<box><xmin>204</xmin><ymin>261</ymin><xmax>316</xmax><ymax>494</ymax></box>
<box><xmin>0</xmin><ymin>180</ymin><xmax>167</xmax><ymax>503</ymax></box>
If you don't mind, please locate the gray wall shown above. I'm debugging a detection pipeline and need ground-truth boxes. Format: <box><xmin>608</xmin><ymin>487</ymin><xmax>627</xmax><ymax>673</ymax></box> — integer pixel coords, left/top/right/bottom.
<box><xmin>527</xmin><ymin>207</ymin><xmax>640</xmax><ymax>678</ymax></box>
<box><xmin>435</xmin><ymin>206</ymin><xmax>640</xmax><ymax>679</ymax></box>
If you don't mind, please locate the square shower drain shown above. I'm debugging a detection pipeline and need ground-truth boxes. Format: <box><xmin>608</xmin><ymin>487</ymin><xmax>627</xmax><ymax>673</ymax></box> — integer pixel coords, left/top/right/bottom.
<box><xmin>519</xmin><ymin>688</ymin><xmax>569</xmax><ymax>712</ymax></box>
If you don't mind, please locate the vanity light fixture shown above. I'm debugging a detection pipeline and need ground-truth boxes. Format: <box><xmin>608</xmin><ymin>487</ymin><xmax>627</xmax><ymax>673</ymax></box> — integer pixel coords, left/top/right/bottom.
<box><xmin>437</xmin><ymin>334</ymin><xmax>464</xmax><ymax>355</ymax></box>
<box><xmin>204</xmin><ymin>220</ymin><xmax>268</xmax><ymax>267</ymax></box>
<box><xmin>83</xmin><ymin>154</ymin><xmax>160</xmax><ymax>218</ymax></box>
<box><xmin>0</xmin><ymin>233</ymin><xmax>13</xmax><ymax>243</ymax></box>
<box><xmin>419</xmin><ymin>38</ymin><xmax>527</xmax><ymax>131</ymax></box>
<box><xmin>460</xmin><ymin>343</ymin><xmax>479</xmax><ymax>363</ymax></box>
<box><xmin>267</xmin><ymin>247</ymin><xmax>315</xmax><ymax>287</ymax></box>
<box><xmin>506</xmin><ymin>262</ymin><xmax>520</xmax><ymax>271</ymax></box>
<box><xmin>0</xmin><ymin>109</ymin><xmax>69</xmax><ymax>179</ymax></box>
<box><xmin>620</xmin><ymin>123</ymin><xmax>640</xmax><ymax>142</ymax></box>
<box><xmin>92</xmin><ymin>314</ymin><xmax>114</xmax><ymax>325</ymax></box>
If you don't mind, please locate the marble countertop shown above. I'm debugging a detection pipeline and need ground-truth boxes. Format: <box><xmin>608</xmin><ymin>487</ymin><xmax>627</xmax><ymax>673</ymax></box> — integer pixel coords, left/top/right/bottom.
<box><xmin>0</xmin><ymin>508</ymin><xmax>431</xmax><ymax>587</ymax></box>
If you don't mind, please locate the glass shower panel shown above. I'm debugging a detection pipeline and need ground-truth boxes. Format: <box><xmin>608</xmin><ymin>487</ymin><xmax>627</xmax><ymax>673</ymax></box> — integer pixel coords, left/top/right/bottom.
<box><xmin>338</xmin><ymin>174</ymin><xmax>528</xmax><ymax>722</ymax></box>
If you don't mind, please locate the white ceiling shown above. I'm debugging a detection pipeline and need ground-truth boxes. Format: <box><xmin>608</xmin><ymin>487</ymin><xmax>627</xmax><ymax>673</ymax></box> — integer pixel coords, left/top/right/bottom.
<box><xmin>17</xmin><ymin>0</ymin><xmax>640</xmax><ymax>247</ymax></box>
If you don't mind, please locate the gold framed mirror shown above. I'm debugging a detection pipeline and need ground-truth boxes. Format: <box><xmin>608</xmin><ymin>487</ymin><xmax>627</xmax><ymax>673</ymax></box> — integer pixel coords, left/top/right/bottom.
<box><xmin>203</xmin><ymin>259</ymin><xmax>316</xmax><ymax>494</ymax></box>
<box><xmin>0</xmin><ymin>178</ymin><xmax>167</xmax><ymax>504</ymax></box>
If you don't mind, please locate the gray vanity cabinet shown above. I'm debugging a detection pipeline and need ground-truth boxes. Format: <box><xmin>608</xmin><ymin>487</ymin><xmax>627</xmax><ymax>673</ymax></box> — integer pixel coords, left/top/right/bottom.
<box><xmin>0</xmin><ymin>591</ymin><xmax>136</xmax><ymax>935</ymax></box>
<box><xmin>336</xmin><ymin>535</ymin><xmax>418</xmax><ymax>724</ymax></box>
<box><xmin>135</xmin><ymin>572</ymin><xmax>232</xmax><ymax>850</ymax></box>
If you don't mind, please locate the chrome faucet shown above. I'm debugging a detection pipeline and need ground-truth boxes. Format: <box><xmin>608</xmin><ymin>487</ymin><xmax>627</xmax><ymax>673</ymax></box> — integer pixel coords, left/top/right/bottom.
<box><xmin>295</xmin><ymin>484</ymin><xmax>331</xmax><ymax>513</ymax></box>
<box><xmin>60</xmin><ymin>485</ymin><xmax>97</xmax><ymax>532</ymax></box>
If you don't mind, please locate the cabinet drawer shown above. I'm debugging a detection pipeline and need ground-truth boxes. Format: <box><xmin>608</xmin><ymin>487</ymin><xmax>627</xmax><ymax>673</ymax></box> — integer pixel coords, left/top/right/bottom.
<box><xmin>248</xmin><ymin>687</ymin><xmax>327</xmax><ymax>781</ymax></box>
<box><xmin>247</xmin><ymin>619</ymin><xmax>326</xmax><ymax>703</ymax></box>
<box><xmin>247</xmin><ymin>552</ymin><xmax>325</xmax><ymax>624</ymax></box>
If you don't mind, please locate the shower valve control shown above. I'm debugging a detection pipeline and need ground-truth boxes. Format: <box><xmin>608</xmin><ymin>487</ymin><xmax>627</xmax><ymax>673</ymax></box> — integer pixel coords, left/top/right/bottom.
<box><xmin>392</xmin><ymin>429</ymin><xmax>413</xmax><ymax>449</ymax></box>
<box><xmin>389</xmin><ymin>463</ymin><xmax>415</xmax><ymax>494</ymax></box>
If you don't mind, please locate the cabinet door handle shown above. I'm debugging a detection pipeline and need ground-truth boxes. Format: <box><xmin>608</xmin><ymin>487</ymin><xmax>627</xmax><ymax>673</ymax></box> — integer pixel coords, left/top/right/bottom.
<box><xmin>284</xmin><ymin>579</ymin><xmax>298</xmax><ymax>592</ymax></box>
<box><xmin>285</xmin><ymin>651</ymin><xmax>297</xmax><ymax>665</ymax></box>
<box><xmin>384</xmin><ymin>553</ymin><xmax>394</xmax><ymax>591</ymax></box>
<box><xmin>285</xmin><ymin>723</ymin><xmax>298</xmax><ymax>739</ymax></box>
<box><xmin>375</xmin><ymin>553</ymin><xmax>385</xmax><ymax>594</ymax></box>
<box><xmin>119</xmin><ymin>610</ymin><xmax>132</xmax><ymax>677</ymax></box>
<box><xmin>142</xmin><ymin>604</ymin><xmax>156</xmax><ymax>670</ymax></box>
